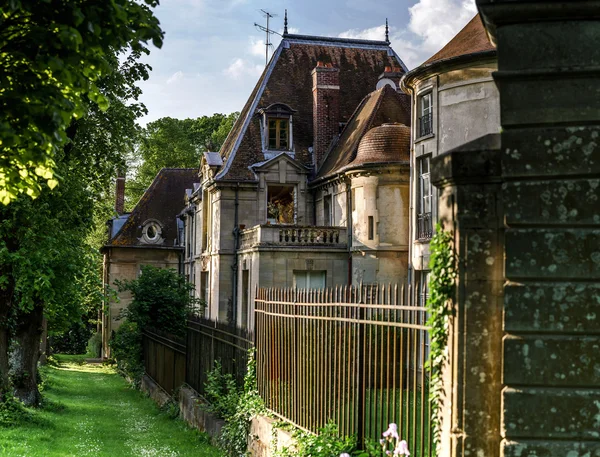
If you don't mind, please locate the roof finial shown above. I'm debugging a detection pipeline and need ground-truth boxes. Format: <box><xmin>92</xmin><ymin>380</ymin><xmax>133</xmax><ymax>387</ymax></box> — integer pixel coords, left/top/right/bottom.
<box><xmin>284</xmin><ymin>9</ymin><xmax>288</xmax><ymax>36</ymax></box>
<box><xmin>385</xmin><ymin>18</ymin><xmax>390</xmax><ymax>43</ymax></box>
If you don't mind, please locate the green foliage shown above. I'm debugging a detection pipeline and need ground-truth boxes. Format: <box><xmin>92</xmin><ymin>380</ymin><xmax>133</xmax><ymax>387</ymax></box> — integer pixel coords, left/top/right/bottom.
<box><xmin>0</xmin><ymin>0</ymin><xmax>163</xmax><ymax>204</ymax></box>
<box><xmin>110</xmin><ymin>320</ymin><xmax>144</xmax><ymax>384</ymax></box>
<box><xmin>86</xmin><ymin>331</ymin><xmax>102</xmax><ymax>359</ymax></box>
<box><xmin>0</xmin><ymin>392</ymin><xmax>31</xmax><ymax>426</ymax></box>
<box><xmin>202</xmin><ymin>361</ymin><xmax>240</xmax><ymax>419</ymax></box>
<box><xmin>117</xmin><ymin>265</ymin><xmax>200</xmax><ymax>337</ymax></box>
<box><xmin>274</xmin><ymin>422</ymin><xmax>356</xmax><ymax>457</ymax></box>
<box><xmin>425</xmin><ymin>224</ymin><xmax>456</xmax><ymax>449</ymax></box>
<box><xmin>126</xmin><ymin>113</ymin><xmax>239</xmax><ymax>208</ymax></box>
<box><xmin>113</xmin><ymin>266</ymin><xmax>199</xmax><ymax>382</ymax></box>
<box><xmin>201</xmin><ymin>348</ymin><xmax>266</xmax><ymax>456</ymax></box>
<box><xmin>49</xmin><ymin>319</ymin><xmax>93</xmax><ymax>355</ymax></box>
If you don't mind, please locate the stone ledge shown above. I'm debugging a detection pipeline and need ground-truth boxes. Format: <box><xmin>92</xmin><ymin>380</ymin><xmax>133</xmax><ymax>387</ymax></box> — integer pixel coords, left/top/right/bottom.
<box><xmin>140</xmin><ymin>374</ymin><xmax>171</xmax><ymax>407</ymax></box>
<box><xmin>431</xmin><ymin>133</ymin><xmax>501</xmax><ymax>188</ymax></box>
<box><xmin>139</xmin><ymin>376</ymin><xmax>225</xmax><ymax>444</ymax></box>
<box><xmin>248</xmin><ymin>415</ymin><xmax>295</xmax><ymax>457</ymax></box>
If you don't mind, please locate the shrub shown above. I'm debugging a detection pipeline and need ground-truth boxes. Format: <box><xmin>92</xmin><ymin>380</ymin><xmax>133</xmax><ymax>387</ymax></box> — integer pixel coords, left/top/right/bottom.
<box><xmin>201</xmin><ymin>349</ymin><xmax>266</xmax><ymax>457</ymax></box>
<box><xmin>86</xmin><ymin>331</ymin><xmax>102</xmax><ymax>358</ymax></box>
<box><xmin>110</xmin><ymin>321</ymin><xmax>144</xmax><ymax>384</ymax></box>
<box><xmin>0</xmin><ymin>394</ymin><xmax>32</xmax><ymax>426</ymax></box>
<box><xmin>112</xmin><ymin>266</ymin><xmax>201</xmax><ymax>382</ymax></box>
<box><xmin>117</xmin><ymin>265</ymin><xmax>201</xmax><ymax>337</ymax></box>
<box><xmin>49</xmin><ymin>319</ymin><xmax>93</xmax><ymax>354</ymax></box>
<box><xmin>202</xmin><ymin>360</ymin><xmax>240</xmax><ymax>419</ymax></box>
<box><xmin>274</xmin><ymin>422</ymin><xmax>356</xmax><ymax>457</ymax></box>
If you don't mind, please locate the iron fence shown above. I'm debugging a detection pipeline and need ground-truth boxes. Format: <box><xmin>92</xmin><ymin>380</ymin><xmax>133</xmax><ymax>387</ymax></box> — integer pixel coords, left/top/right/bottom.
<box><xmin>142</xmin><ymin>328</ymin><xmax>186</xmax><ymax>394</ymax></box>
<box><xmin>185</xmin><ymin>315</ymin><xmax>253</xmax><ymax>397</ymax></box>
<box><xmin>255</xmin><ymin>282</ymin><xmax>432</xmax><ymax>455</ymax></box>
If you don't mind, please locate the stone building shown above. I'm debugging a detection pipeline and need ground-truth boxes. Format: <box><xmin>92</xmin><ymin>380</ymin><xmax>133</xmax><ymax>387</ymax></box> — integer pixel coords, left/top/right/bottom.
<box><xmin>179</xmin><ymin>30</ymin><xmax>413</xmax><ymax>329</ymax></box>
<box><xmin>400</xmin><ymin>14</ymin><xmax>499</xmax><ymax>282</ymax></box>
<box><xmin>102</xmin><ymin>168</ymin><xmax>198</xmax><ymax>356</ymax></box>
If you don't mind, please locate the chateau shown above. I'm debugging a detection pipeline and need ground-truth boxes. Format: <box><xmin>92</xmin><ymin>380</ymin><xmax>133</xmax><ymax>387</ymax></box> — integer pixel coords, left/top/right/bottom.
<box><xmin>103</xmin><ymin>14</ymin><xmax>500</xmax><ymax>343</ymax></box>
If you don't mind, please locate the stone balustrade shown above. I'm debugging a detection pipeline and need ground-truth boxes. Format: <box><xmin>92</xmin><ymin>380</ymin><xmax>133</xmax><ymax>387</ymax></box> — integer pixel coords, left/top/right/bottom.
<box><xmin>239</xmin><ymin>225</ymin><xmax>347</xmax><ymax>250</ymax></box>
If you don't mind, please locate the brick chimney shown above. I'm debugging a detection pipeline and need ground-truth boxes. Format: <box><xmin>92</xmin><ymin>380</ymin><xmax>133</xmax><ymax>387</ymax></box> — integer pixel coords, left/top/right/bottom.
<box><xmin>115</xmin><ymin>170</ymin><xmax>125</xmax><ymax>215</ymax></box>
<box><xmin>312</xmin><ymin>61</ymin><xmax>340</xmax><ymax>169</ymax></box>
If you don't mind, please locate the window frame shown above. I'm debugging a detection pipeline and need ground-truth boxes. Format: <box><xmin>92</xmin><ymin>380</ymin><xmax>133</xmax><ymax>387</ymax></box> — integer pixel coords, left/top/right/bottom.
<box><xmin>268</xmin><ymin>117</ymin><xmax>290</xmax><ymax>150</ymax></box>
<box><xmin>258</xmin><ymin>103</ymin><xmax>297</xmax><ymax>153</ymax></box>
<box><xmin>417</xmin><ymin>156</ymin><xmax>433</xmax><ymax>241</ymax></box>
<box><xmin>417</xmin><ymin>91</ymin><xmax>433</xmax><ymax>139</ymax></box>
<box><xmin>323</xmin><ymin>194</ymin><xmax>333</xmax><ymax>226</ymax></box>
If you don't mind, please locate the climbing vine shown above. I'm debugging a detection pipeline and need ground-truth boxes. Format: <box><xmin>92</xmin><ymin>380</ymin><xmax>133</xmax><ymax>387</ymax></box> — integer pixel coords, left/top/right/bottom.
<box><xmin>425</xmin><ymin>224</ymin><xmax>456</xmax><ymax>449</ymax></box>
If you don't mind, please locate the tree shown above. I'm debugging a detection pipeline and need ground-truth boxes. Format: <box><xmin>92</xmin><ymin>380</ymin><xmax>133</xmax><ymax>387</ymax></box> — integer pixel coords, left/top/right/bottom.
<box><xmin>0</xmin><ymin>0</ymin><xmax>163</xmax><ymax>205</ymax></box>
<box><xmin>127</xmin><ymin>113</ymin><xmax>239</xmax><ymax>207</ymax></box>
<box><xmin>0</xmin><ymin>44</ymin><xmax>157</xmax><ymax>404</ymax></box>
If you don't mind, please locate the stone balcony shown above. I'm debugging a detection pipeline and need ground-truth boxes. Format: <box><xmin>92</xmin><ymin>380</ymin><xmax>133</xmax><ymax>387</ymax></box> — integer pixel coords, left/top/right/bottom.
<box><xmin>239</xmin><ymin>225</ymin><xmax>348</xmax><ymax>251</ymax></box>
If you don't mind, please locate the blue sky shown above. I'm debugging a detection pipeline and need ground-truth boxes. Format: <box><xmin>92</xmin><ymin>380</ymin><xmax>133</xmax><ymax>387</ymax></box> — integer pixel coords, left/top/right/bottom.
<box><xmin>136</xmin><ymin>0</ymin><xmax>477</xmax><ymax>125</ymax></box>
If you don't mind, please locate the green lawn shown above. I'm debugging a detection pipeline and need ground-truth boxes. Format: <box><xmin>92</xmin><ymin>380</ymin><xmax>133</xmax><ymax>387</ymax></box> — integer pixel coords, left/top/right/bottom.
<box><xmin>0</xmin><ymin>354</ymin><xmax>221</xmax><ymax>457</ymax></box>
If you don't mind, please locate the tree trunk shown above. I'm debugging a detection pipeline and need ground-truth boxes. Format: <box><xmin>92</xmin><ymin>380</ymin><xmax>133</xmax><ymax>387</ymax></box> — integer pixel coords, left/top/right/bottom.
<box><xmin>0</xmin><ymin>286</ymin><xmax>13</xmax><ymax>399</ymax></box>
<box><xmin>11</xmin><ymin>305</ymin><xmax>44</xmax><ymax>407</ymax></box>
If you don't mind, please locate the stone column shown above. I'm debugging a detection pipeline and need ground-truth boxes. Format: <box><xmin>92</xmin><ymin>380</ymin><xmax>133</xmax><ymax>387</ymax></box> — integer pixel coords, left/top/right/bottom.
<box><xmin>431</xmin><ymin>134</ymin><xmax>504</xmax><ymax>457</ymax></box>
<box><xmin>476</xmin><ymin>1</ymin><xmax>600</xmax><ymax>455</ymax></box>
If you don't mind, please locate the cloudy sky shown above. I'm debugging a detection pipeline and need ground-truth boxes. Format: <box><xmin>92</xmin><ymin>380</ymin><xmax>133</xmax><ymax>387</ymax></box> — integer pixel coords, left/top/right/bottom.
<box><xmin>136</xmin><ymin>0</ymin><xmax>477</xmax><ymax>125</ymax></box>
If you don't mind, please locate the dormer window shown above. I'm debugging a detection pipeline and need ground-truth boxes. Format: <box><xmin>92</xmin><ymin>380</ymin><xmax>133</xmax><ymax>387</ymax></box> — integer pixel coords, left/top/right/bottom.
<box><xmin>258</xmin><ymin>103</ymin><xmax>297</xmax><ymax>153</ymax></box>
<box><xmin>268</xmin><ymin>118</ymin><xmax>289</xmax><ymax>150</ymax></box>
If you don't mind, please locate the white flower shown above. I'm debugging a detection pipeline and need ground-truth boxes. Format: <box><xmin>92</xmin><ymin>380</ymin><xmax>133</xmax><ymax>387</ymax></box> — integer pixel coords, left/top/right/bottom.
<box><xmin>382</xmin><ymin>423</ymin><xmax>399</xmax><ymax>440</ymax></box>
<box><xmin>394</xmin><ymin>440</ymin><xmax>410</xmax><ymax>456</ymax></box>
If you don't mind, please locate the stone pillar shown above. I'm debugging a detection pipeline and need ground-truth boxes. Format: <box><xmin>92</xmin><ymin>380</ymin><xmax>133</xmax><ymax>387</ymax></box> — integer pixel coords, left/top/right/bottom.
<box><xmin>431</xmin><ymin>134</ymin><xmax>503</xmax><ymax>457</ymax></box>
<box><xmin>476</xmin><ymin>1</ymin><xmax>600</xmax><ymax>455</ymax></box>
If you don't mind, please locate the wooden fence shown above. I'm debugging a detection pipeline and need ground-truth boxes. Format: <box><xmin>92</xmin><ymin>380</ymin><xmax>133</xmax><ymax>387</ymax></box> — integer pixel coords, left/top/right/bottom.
<box><xmin>142</xmin><ymin>328</ymin><xmax>186</xmax><ymax>394</ymax></box>
<box><xmin>185</xmin><ymin>315</ymin><xmax>252</xmax><ymax>397</ymax></box>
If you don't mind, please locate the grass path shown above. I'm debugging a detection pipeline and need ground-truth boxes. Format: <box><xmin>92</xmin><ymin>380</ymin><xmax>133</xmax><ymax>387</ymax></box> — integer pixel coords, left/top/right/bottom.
<box><xmin>0</xmin><ymin>355</ymin><xmax>221</xmax><ymax>457</ymax></box>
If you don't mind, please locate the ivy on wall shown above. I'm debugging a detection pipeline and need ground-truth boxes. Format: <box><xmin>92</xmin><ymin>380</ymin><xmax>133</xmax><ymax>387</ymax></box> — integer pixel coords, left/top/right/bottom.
<box><xmin>425</xmin><ymin>224</ymin><xmax>457</xmax><ymax>450</ymax></box>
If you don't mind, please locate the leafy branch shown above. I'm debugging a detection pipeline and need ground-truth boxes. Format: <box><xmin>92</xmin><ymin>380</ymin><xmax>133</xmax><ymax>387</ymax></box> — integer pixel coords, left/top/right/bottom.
<box><xmin>425</xmin><ymin>223</ymin><xmax>456</xmax><ymax>450</ymax></box>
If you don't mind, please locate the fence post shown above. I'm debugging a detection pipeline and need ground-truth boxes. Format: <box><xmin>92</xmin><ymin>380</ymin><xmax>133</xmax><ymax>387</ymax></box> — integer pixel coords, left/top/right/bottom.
<box><xmin>355</xmin><ymin>286</ymin><xmax>366</xmax><ymax>448</ymax></box>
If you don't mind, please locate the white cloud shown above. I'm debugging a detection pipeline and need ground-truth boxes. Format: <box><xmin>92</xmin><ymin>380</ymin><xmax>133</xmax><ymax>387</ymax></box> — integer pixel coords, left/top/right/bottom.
<box><xmin>339</xmin><ymin>24</ymin><xmax>386</xmax><ymax>42</ymax></box>
<box><xmin>249</xmin><ymin>37</ymin><xmax>266</xmax><ymax>57</ymax></box>
<box><xmin>408</xmin><ymin>0</ymin><xmax>477</xmax><ymax>53</ymax></box>
<box><xmin>224</xmin><ymin>58</ymin><xmax>263</xmax><ymax>80</ymax></box>
<box><xmin>166</xmin><ymin>70</ymin><xmax>183</xmax><ymax>85</ymax></box>
<box><xmin>338</xmin><ymin>0</ymin><xmax>477</xmax><ymax>69</ymax></box>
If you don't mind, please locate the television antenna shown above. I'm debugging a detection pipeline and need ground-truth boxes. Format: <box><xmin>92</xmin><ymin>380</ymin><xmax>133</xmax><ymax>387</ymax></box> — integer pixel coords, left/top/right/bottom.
<box><xmin>254</xmin><ymin>9</ymin><xmax>282</xmax><ymax>66</ymax></box>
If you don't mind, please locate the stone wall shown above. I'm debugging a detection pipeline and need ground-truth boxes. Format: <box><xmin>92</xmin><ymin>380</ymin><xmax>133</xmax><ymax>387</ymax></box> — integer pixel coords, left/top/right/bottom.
<box><xmin>408</xmin><ymin>62</ymin><xmax>500</xmax><ymax>274</ymax></box>
<box><xmin>102</xmin><ymin>246</ymin><xmax>180</xmax><ymax>357</ymax></box>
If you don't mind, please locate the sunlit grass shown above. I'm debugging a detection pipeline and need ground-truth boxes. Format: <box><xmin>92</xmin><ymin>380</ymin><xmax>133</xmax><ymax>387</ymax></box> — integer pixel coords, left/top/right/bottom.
<box><xmin>0</xmin><ymin>354</ymin><xmax>220</xmax><ymax>457</ymax></box>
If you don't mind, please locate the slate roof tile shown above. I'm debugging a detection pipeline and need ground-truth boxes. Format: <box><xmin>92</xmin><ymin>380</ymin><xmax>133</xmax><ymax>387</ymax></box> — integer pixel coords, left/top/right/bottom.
<box><xmin>217</xmin><ymin>35</ymin><xmax>407</xmax><ymax>181</ymax></box>
<box><xmin>108</xmin><ymin>168</ymin><xmax>198</xmax><ymax>248</ymax></box>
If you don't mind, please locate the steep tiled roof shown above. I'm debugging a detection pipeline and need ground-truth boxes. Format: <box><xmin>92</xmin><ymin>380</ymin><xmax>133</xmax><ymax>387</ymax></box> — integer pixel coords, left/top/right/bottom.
<box><xmin>354</xmin><ymin>123</ymin><xmax>410</xmax><ymax>166</ymax></box>
<box><xmin>315</xmin><ymin>85</ymin><xmax>410</xmax><ymax>182</ymax></box>
<box><xmin>423</xmin><ymin>15</ymin><xmax>495</xmax><ymax>66</ymax></box>
<box><xmin>216</xmin><ymin>34</ymin><xmax>407</xmax><ymax>181</ymax></box>
<box><xmin>108</xmin><ymin>168</ymin><xmax>198</xmax><ymax>248</ymax></box>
